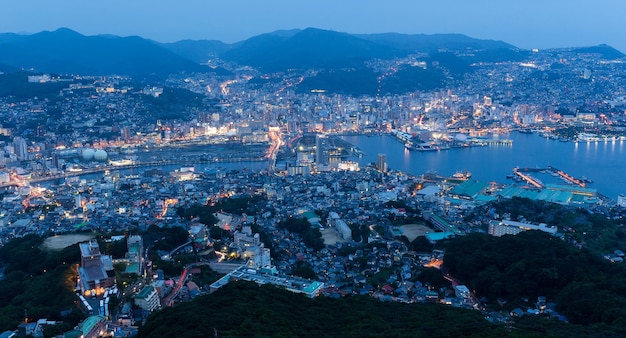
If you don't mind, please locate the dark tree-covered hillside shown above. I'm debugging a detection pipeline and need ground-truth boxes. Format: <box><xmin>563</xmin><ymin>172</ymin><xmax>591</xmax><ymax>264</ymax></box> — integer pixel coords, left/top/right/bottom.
<box><xmin>0</xmin><ymin>235</ymin><xmax>83</xmax><ymax>331</ymax></box>
<box><xmin>138</xmin><ymin>281</ymin><xmax>508</xmax><ymax>338</ymax></box>
<box><xmin>443</xmin><ymin>231</ymin><xmax>626</xmax><ymax>329</ymax></box>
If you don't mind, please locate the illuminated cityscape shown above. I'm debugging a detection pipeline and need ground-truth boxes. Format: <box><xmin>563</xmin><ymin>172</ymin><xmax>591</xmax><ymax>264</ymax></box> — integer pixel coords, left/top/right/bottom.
<box><xmin>1</xmin><ymin>8</ymin><xmax>626</xmax><ymax>336</ymax></box>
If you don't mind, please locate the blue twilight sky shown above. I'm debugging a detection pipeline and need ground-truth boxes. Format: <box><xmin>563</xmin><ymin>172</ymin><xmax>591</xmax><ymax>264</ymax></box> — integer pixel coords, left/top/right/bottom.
<box><xmin>1</xmin><ymin>0</ymin><xmax>625</xmax><ymax>51</ymax></box>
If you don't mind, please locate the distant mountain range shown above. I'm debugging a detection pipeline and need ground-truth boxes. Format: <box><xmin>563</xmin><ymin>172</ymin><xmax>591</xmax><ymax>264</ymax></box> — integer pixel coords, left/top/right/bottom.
<box><xmin>0</xmin><ymin>27</ymin><xmax>622</xmax><ymax>80</ymax></box>
<box><xmin>164</xmin><ymin>28</ymin><xmax>524</xmax><ymax>72</ymax></box>
<box><xmin>158</xmin><ymin>39</ymin><xmax>231</xmax><ymax>63</ymax></box>
<box><xmin>221</xmin><ymin>28</ymin><xmax>402</xmax><ymax>72</ymax></box>
<box><xmin>356</xmin><ymin>32</ymin><xmax>515</xmax><ymax>52</ymax></box>
<box><xmin>0</xmin><ymin>28</ymin><xmax>210</xmax><ymax>78</ymax></box>
<box><xmin>570</xmin><ymin>44</ymin><xmax>624</xmax><ymax>59</ymax></box>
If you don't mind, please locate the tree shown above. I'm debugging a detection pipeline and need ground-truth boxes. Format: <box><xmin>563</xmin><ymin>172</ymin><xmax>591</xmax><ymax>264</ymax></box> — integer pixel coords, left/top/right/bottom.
<box><xmin>137</xmin><ymin>281</ymin><xmax>513</xmax><ymax>337</ymax></box>
<box><xmin>209</xmin><ymin>226</ymin><xmax>228</xmax><ymax>240</ymax></box>
<box><xmin>410</xmin><ymin>236</ymin><xmax>433</xmax><ymax>252</ymax></box>
<box><xmin>278</xmin><ymin>217</ymin><xmax>324</xmax><ymax>251</ymax></box>
<box><xmin>290</xmin><ymin>261</ymin><xmax>317</xmax><ymax>280</ymax></box>
<box><xmin>0</xmin><ymin>235</ymin><xmax>82</xmax><ymax>331</ymax></box>
<box><xmin>107</xmin><ymin>237</ymin><xmax>128</xmax><ymax>258</ymax></box>
<box><xmin>417</xmin><ymin>268</ymin><xmax>449</xmax><ymax>289</ymax></box>
<box><xmin>441</xmin><ymin>230</ymin><xmax>626</xmax><ymax>328</ymax></box>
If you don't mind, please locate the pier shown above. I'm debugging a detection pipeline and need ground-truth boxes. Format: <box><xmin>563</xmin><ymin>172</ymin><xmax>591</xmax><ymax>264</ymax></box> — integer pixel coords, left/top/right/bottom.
<box><xmin>468</xmin><ymin>138</ymin><xmax>513</xmax><ymax>146</ymax></box>
<box><xmin>511</xmin><ymin>166</ymin><xmax>588</xmax><ymax>189</ymax></box>
<box><xmin>512</xmin><ymin>167</ymin><xmax>544</xmax><ymax>188</ymax></box>
<box><xmin>548</xmin><ymin>166</ymin><xmax>586</xmax><ymax>188</ymax></box>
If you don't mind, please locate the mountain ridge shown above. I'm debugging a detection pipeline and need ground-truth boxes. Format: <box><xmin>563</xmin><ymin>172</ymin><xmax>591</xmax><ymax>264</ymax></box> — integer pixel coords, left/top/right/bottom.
<box><xmin>220</xmin><ymin>27</ymin><xmax>403</xmax><ymax>71</ymax></box>
<box><xmin>0</xmin><ymin>28</ymin><xmax>210</xmax><ymax>78</ymax></box>
<box><xmin>0</xmin><ymin>27</ymin><xmax>622</xmax><ymax>77</ymax></box>
<box><xmin>355</xmin><ymin>32</ymin><xmax>516</xmax><ymax>52</ymax></box>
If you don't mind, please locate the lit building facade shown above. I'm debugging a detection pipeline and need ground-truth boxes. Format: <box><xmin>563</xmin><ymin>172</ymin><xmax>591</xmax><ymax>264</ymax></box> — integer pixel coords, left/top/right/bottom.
<box><xmin>488</xmin><ymin>220</ymin><xmax>557</xmax><ymax>237</ymax></box>
<box><xmin>78</xmin><ymin>240</ymin><xmax>115</xmax><ymax>296</ymax></box>
<box><xmin>377</xmin><ymin>153</ymin><xmax>387</xmax><ymax>172</ymax></box>
<box><xmin>134</xmin><ymin>286</ymin><xmax>161</xmax><ymax>312</ymax></box>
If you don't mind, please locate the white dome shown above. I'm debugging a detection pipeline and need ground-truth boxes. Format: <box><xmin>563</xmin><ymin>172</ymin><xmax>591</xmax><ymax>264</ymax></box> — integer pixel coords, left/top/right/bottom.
<box><xmin>82</xmin><ymin>148</ymin><xmax>95</xmax><ymax>161</ymax></box>
<box><xmin>455</xmin><ymin>134</ymin><xmax>468</xmax><ymax>141</ymax></box>
<box><xmin>93</xmin><ymin>149</ymin><xmax>108</xmax><ymax>162</ymax></box>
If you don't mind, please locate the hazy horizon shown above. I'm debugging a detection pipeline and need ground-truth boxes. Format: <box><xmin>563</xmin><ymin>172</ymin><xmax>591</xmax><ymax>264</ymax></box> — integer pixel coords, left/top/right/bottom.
<box><xmin>1</xmin><ymin>0</ymin><xmax>625</xmax><ymax>52</ymax></box>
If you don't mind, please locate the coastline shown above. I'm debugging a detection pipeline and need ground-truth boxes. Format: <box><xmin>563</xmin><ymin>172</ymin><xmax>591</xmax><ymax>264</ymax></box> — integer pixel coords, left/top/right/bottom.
<box><xmin>341</xmin><ymin>132</ymin><xmax>626</xmax><ymax>201</ymax></box>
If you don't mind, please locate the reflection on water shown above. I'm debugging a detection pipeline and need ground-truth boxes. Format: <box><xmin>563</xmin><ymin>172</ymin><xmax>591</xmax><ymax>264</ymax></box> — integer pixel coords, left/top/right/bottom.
<box><xmin>343</xmin><ymin>133</ymin><xmax>626</xmax><ymax>199</ymax></box>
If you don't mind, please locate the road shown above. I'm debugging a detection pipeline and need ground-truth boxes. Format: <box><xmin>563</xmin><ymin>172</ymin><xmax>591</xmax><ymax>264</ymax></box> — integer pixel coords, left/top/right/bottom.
<box><xmin>266</xmin><ymin>128</ymin><xmax>283</xmax><ymax>172</ymax></box>
<box><xmin>169</xmin><ymin>240</ymin><xmax>192</xmax><ymax>257</ymax></box>
<box><xmin>163</xmin><ymin>262</ymin><xmax>224</xmax><ymax>307</ymax></box>
<box><xmin>163</xmin><ymin>267</ymin><xmax>189</xmax><ymax>307</ymax></box>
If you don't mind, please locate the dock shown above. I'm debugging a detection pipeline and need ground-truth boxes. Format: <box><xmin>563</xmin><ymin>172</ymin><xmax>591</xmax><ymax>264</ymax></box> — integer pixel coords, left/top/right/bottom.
<box><xmin>512</xmin><ymin>167</ymin><xmax>544</xmax><ymax>188</ymax></box>
<box><xmin>511</xmin><ymin>166</ymin><xmax>588</xmax><ymax>189</ymax></box>
<box><xmin>468</xmin><ymin>138</ymin><xmax>513</xmax><ymax>146</ymax></box>
<box><xmin>548</xmin><ymin>166</ymin><xmax>586</xmax><ymax>188</ymax></box>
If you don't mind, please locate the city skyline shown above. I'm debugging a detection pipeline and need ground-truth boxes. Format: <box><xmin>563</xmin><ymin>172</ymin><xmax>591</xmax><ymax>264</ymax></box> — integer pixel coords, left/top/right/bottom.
<box><xmin>2</xmin><ymin>2</ymin><xmax>626</xmax><ymax>333</ymax></box>
<box><xmin>1</xmin><ymin>0</ymin><xmax>625</xmax><ymax>51</ymax></box>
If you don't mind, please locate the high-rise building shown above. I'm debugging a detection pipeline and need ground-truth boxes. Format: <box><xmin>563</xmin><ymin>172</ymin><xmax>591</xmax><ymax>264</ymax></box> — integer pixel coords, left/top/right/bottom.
<box><xmin>51</xmin><ymin>152</ymin><xmax>60</xmax><ymax>169</ymax></box>
<box><xmin>121</xmin><ymin>126</ymin><xmax>131</xmax><ymax>143</ymax></box>
<box><xmin>315</xmin><ymin>134</ymin><xmax>329</xmax><ymax>165</ymax></box>
<box><xmin>78</xmin><ymin>240</ymin><xmax>115</xmax><ymax>296</ymax></box>
<box><xmin>377</xmin><ymin>153</ymin><xmax>387</xmax><ymax>172</ymax></box>
<box><xmin>134</xmin><ymin>286</ymin><xmax>161</xmax><ymax>312</ymax></box>
<box><xmin>13</xmin><ymin>137</ymin><xmax>28</xmax><ymax>161</ymax></box>
<box><xmin>126</xmin><ymin>235</ymin><xmax>144</xmax><ymax>275</ymax></box>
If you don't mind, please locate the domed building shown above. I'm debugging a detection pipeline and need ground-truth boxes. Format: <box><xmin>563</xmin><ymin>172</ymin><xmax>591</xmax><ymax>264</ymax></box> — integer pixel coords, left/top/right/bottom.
<box><xmin>93</xmin><ymin>149</ymin><xmax>108</xmax><ymax>162</ymax></box>
<box><xmin>82</xmin><ymin>148</ymin><xmax>95</xmax><ymax>161</ymax></box>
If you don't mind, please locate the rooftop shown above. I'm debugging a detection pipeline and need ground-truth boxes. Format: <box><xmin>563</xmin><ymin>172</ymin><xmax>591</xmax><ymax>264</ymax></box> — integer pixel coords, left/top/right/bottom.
<box><xmin>425</xmin><ymin>232</ymin><xmax>455</xmax><ymax>242</ymax></box>
<box><xmin>80</xmin><ymin>316</ymin><xmax>106</xmax><ymax>336</ymax></box>
<box><xmin>135</xmin><ymin>286</ymin><xmax>156</xmax><ymax>299</ymax></box>
<box><xmin>450</xmin><ymin>180</ymin><xmax>489</xmax><ymax>198</ymax></box>
<box><xmin>210</xmin><ymin>266</ymin><xmax>324</xmax><ymax>298</ymax></box>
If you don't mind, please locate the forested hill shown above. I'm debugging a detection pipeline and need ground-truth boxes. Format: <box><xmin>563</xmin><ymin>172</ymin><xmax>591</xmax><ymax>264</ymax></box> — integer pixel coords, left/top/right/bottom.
<box><xmin>138</xmin><ymin>278</ymin><xmax>626</xmax><ymax>338</ymax></box>
<box><xmin>138</xmin><ymin>281</ymin><xmax>506</xmax><ymax>338</ymax></box>
<box><xmin>443</xmin><ymin>230</ymin><xmax>626</xmax><ymax>331</ymax></box>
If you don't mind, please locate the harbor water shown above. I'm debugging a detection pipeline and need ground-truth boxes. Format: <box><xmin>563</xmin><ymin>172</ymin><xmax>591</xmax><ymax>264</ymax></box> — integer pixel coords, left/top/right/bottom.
<box><xmin>342</xmin><ymin>132</ymin><xmax>626</xmax><ymax>200</ymax></box>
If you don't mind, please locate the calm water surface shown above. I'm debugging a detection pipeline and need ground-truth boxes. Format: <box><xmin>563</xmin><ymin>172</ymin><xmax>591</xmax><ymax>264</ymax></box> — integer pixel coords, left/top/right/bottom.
<box><xmin>342</xmin><ymin>133</ymin><xmax>626</xmax><ymax>200</ymax></box>
<box><xmin>39</xmin><ymin>135</ymin><xmax>626</xmax><ymax>200</ymax></box>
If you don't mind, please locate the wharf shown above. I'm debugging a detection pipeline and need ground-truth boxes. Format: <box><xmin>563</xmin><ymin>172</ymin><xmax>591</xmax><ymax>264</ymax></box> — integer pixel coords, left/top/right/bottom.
<box><xmin>512</xmin><ymin>167</ymin><xmax>544</xmax><ymax>188</ymax></box>
<box><xmin>547</xmin><ymin>166</ymin><xmax>586</xmax><ymax>188</ymax></box>
<box><xmin>468</xmin><ymin>138</ymin><xmax>513</xmax><ymax>146</ymax></box>
<box><xmin>512</xmin><ymin>166</ymin><xmax>588</xmax><ymax>189</ymax></box>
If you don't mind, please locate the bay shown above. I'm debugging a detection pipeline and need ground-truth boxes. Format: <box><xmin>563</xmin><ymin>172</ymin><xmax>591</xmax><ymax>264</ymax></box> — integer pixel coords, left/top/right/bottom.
<box><xmin>342</xmin><ymin>133</ymin><xmax>626</xmax><ymax>200</ymax></box>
